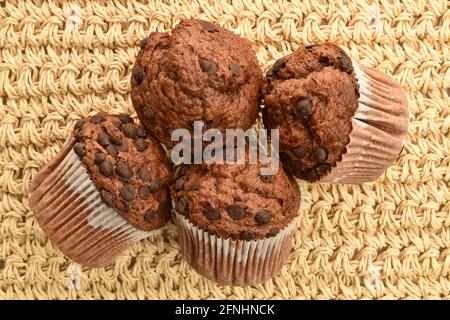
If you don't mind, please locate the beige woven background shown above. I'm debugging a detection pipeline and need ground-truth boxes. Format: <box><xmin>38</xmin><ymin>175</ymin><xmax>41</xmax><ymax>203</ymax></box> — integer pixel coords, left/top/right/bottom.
<box><xmin>0</xmin><ymin>0</ymin><xmax>449</xmax><ymax>299</ymax></box>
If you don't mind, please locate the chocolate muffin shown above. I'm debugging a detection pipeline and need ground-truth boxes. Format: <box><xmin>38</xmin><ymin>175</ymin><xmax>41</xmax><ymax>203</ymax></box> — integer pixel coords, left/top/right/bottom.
<box><xmin>131</xmin><ymin>19</ymin><xmax>263</xmax><ymax>147</ymax></box>
<box><xmin>72</xmin><ymin>113</ymin><xmax>173</xmax><ymax>230</ymax></box>
<box><xmin>262</xmin><ymin>42</ymin><xmax>408</xmax><ymax>183</ymax></box>
<box><xmin>172</xmin><ymin>155</ymin><xmax>301</xmax><ymax>286</ymax></box>
<box><xmin>29</xmin><ymin>113</ymin><xmax>173</xmax><ymax>267</ymax></box>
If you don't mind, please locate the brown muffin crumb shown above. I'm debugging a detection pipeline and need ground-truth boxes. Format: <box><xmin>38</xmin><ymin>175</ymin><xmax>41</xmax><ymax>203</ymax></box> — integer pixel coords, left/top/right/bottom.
<box><xmin>262</xmin><ymin>42</ymin><xmax>359</xmax><ymax>182</ymax></box>
<box><xmin>131</xmin><ymin>19</ymin><xmax>263</xmax><ymax>147</ymax></box>
<box><xmin>72</xmin><ymin>113</ymin><xmax>173</xmax><ymax>231</ymax></box>
<box><xmin>171</xmin><ymin>156</ymin><xmax>300</xmax><ymax>240</ymax></box>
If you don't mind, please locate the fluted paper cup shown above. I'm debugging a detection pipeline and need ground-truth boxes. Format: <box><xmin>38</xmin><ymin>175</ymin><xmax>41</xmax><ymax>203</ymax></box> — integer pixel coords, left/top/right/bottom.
<box><xmin>319</xmin><ymin>60</ymin><xmax>409</xmax><ymax>184</ymax></box>
<box><xmin>174</xmin><ymin>213</ymin><xmax>298</xmax><ymax>286</ymax></box>
<box><xmin>29</xmin><ymin>138</ymin><xmax>155</xmax><ymax>268</ymax></box>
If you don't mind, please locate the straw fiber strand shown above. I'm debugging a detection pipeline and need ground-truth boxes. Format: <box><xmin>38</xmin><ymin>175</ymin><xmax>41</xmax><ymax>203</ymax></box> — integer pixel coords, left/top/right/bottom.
<box><xmin>1</xmin><ymin>0</ymin><xmax>450</xmax><ymax>299</ymax></box>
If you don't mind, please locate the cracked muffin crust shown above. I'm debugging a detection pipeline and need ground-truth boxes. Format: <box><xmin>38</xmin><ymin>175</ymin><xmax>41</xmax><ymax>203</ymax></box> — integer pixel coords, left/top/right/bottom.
<box><xmin>262</xmin><ymin>42</ymin><xmax>360</xmax><ymax>182</ymax></box>
<box><xmin>171</xmin><ymin>157</ymin><xmax>301</xmax><ymax>240</ymax></box>
<box><xmin>72</xmin><ymin>113</ymin><xmax>173</xmax><ymax>231</ymax></box>
<box><xmin>131</xmin><ymin>19</ymin><xmax>263</xmax><ymax>147</ymax></box>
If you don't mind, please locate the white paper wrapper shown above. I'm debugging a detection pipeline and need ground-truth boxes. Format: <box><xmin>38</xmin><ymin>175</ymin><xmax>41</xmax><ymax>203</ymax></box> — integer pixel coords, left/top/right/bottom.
<box><xmin>174</xmin><ymin>211</ymin><xmax>299</xmax><ymax>286</ymax></box>
<box><xmin>29</xmin><ymin>138</ymin><xmax>155</xmax><ymax>268</ymax></box>
<box><xmin>318</xmin><ymin>60</ymin><xmax>409</xmax><ymax>184</ymax></box>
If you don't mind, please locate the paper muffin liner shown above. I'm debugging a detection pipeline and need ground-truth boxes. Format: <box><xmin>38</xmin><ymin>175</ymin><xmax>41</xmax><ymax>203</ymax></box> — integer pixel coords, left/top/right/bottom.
<box><xmin>29</xmin><ymin>138</ymin><xmax>155</xmax><ymax>268</ymax></box>
<box><xmin>174</xmin><ymin>212</ymin><xmax>298</xmax><ymax>286</ymax></box>
<box><xmin>319</xmin><ymin>60</ymin><xmax>409</xmax><ymax>184</ymax></box>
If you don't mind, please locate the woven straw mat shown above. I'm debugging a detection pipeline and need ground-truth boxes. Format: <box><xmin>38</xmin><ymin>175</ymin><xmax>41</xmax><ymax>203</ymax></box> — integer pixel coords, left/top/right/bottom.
<box><xmin>0</xmin><ymin>0</ymin><xmax>449</xmax><ymax>300</ymax></box>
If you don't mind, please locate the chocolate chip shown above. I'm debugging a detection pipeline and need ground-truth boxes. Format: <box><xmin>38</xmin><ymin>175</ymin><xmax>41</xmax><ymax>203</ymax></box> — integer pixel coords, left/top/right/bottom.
<box><xmin>340</xmin><ymin>49</ymin><xmax>353</xmax><ymax>73</ymax></box>
<box><xmin>203</xmin><ymin>206</ymin><xmax>219</xmax><ymax>221</ymax></box>
<box><xmin>314</xmin><ymin>147</ymin><xmax>328</xmax><ymax>163</ymax></box>
<box><xmin>73</xmin><ymin>143</ymin><xmax>86</xmax><ymax>158</ymax></box>
<box><xmin>144</xmin><ymin>210</ymin><xmax>154</xmax><ymax>223</ymax></box>
<box><xmin>266</xmin><ymin>227</ymin><xmax>280</xmax><ymax>238</ymax></box>
<box><xmin>90</xmin><ymin>114</ymin><xmax>104</xmax><ymax>124</ymax></box>
<box><xmin>149</xmin><ymin>180</ymin><xmax>161</xmax><ymax>193</ymax></box>
<box><xmin>293</xmin><ymin>97</ymin><xmax>312</xmax><ymax>119</ymax></box>
<box><xmin>135</xmin><ymin>138</ymin><xmax>148</xmax><ymax>151</ymax></box>
<box><xmin>109</xmin><ymin>135</ymin><xmax>122</xmax><ymax>146</ymax></box>
<box><xmin>241</xmin><ymin>231</ymin><xmax>256</xmax><ymax>241</ymax></box>
<box><xmin>94</xmin><ymin>152</ymin><xmax>106</xmax><ymax>164</ymax></box>
<box><xmin>113</xmin><ymin>120</ymin><xmax>122</xmax><ymax>129</ymax></box>
<box><xmin>175</xmin><ymin>197</ymin><xmax>188</xmax><ymax>215</ymax></box>
<box><xmin>120</xmin><ymin>201</ymin><xmax>130</xmax><ymax>213</ymax></box>
<box><xmin>0</xmin><ymin>260</ymin><xmax>4</xmax><ymax>269</ymax></box>
<box><xmin>201</xmin><ymin>21</ymin><xmax>217</xmax><ymax>32</ymax></box>
<box><xmin>139</xmin><ymin>37</ymin><xmax>149</xmax><ymax>49</ymax></box>
<box><xmin>319</xmin><ymin>56</ymin><xmax>332</xmax><ymax>66</ymax></box>
<box><xmin>227</xmin><ymin>203</ymin><xmax>246</xmax><ymax>220</ymax></box>
<box><xmin>159</xmin><ymin>42</ymin><xmax>170</xmax><ymax>49</ymax></box>
<box><xmin>255</xmin><ymin>209</ymin><xmax>272</xmax><ymax>225</ymax></box>
<box><xmin>97</xmin><ymin>132</ymin><xmax>110</xmax><ymax>147</ymax></box>
<box><xmin>139</xmin><ymin>186</ymin><xmax>151</xmax><ymax>199</ymax></box>
<box><xmin>229</xmin><ymin>62</ymin><xmax>241</xmax><ymax>76</ymax></box>
<box><xmin>292</xmin><ymin>146</ymin><xmax>306</xmax><ymax>157</ymax></box>
<box><xmin>273</xmin><ymin>58</ymin><xmax>285</xmax><ymax>73</ymax></box>
<box><xmin>117</xmin><ymin>143</ymin><xmax>128</xmax><ymax>152</ymax></box>
<box><xmin>142</xmin><ymin>106</ymin><xmax>154</xmax><ymax>120</ymax></box>
<box><xmin>120</xmin><ymin>184</ymin><xmax>134</xmax><ymax>202</ymax></box>
<box><xmin>136</xmin><ymin>126</ymin><xmax>147</xmax><ymax>137</ymax></box>
<box><xmin>199</xmin><ymin>58</ymin><xmax>218</xmax><ymax>75</ymax></box>
<box><xmin>122</xmin><ymin>124</ymin><xmax>137</xmax><ymax>139</ymax></box>
<box><xmin>133</xmin><ymin>65</ymin><xmax>144</xmax><ymax>85</ymax></box>
<box><xmin>99</xmin><ymin>160</ymin><xmax>113</xmax><ymax>177</ymax></box>
<box><xmin>117</xmin><ymin>114</ymin><xmax>134</xmax><ymax>124</ymax></box>
<box><xmin>317</xmin><ymin>163</ymin><xmax>331</xmax><ymax>172</ymax></box>
<box><xmin>100</xmin><ymin>190</ymin><xmax>115</xmax><ymax>208</ymax></box>
<box><xmin>116</xmin><ymin>162</ymin><xmax>132</xmax><ymax>179</ymax></box>
<box><xmin>138</xmin><ymin>167</ymin><xmax>150</xmax><ymax>181</ymax></box>
<box><xmin>74</xmin><ymin>119</ymin><xmax>86</xmax><ymax>130</ymax></box>
<box><xmin>260</xmin><ymin>174</ymin><xmax>274</xmax><ymax>183</ymax></box>
<box><xmin>106</xmin><ymin>145</ymin><xmax>118</xmax><ymax>157</ymax></box>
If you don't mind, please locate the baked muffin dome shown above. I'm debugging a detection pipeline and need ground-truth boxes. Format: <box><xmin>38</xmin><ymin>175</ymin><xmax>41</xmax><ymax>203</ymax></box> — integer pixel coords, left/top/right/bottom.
<box><xmin>262</xmin><ymin>42</ymin><xmax>360</xmax><ymax>182</ymax></box>
<box><xmin>171</xmin><ymin>158</ymin><xmax>301</xmax><ymax>240</ymax></box>
<box><xmin>72</xmin><ymin>113</ymin><xmax>173</xmax><ymax>231</ymax></box>
<box><xmin>131</xmin><ymin>19</ymin><xmax>263</xmax><ymax>147</ymax></box>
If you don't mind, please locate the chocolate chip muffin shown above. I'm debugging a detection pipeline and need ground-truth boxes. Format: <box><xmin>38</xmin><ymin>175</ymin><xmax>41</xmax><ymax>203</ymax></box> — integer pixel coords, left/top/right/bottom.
<box><xmin>131</xmin><ymin>19</ymin><xmax>263</xmax><ymax>147</ymax></box>
<box><xmin>262</xmin><ymin>42</ymin><xmax>409</xmax><ymax>184</ymax></box>
<box><xmin>72</xmin><ymin>113</ymin><xmax>173</xmax><ymax>230</ymax></box>
<box><xmin>172</xmin><ymin>156</ymin><xmax>301</xmax><ymax>286</ymax></box>
<box><xmin>29</xmin><ymin>113</ymin><xmax>174</xmax><ymax>267</ymax></box>
<box><xmin>262</xmin><ymin>43</ymin><xmax>359</xmax><ymax>182</ymax></box>
<box><xmin>172</xmin><ymin>160</ymin><xmax>300</xmax><ymax>240</ymax></box>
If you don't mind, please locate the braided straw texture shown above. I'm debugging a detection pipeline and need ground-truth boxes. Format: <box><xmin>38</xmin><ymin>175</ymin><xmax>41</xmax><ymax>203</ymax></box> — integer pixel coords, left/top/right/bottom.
<box><xmin>0</xmin><ymin>0</ymin><xmax>449</xmax><ymax>300</ymax></box>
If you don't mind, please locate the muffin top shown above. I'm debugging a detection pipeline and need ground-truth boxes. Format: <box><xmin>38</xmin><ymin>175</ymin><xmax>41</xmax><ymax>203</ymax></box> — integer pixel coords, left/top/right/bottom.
<box><xmin>262</xmin><ymin>42</ymin><xmax>359</xmax><ymax>182</ymax></box>
<box><xmin>72</xmin><ymin>113</ymin><xmax>173</xmax><ymax>231</ymax></box>
<box><xmin>131</xmin><ymin>19</ymin><xmax>263</xmax><ymax>147</ymax></box>
<box><xmin>171</xmin><ymin>158</ymin><xmax>301</xmax><ymax>240</ymax></box>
